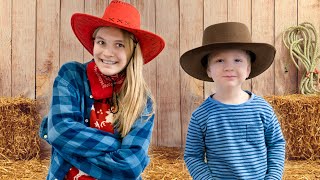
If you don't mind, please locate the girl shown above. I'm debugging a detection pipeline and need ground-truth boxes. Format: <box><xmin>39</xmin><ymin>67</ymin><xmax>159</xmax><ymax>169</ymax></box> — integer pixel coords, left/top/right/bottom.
<box><xmin>39</xmin><ymin>1</ymin><xmax>165</xmax><ymax>179</ymax></box>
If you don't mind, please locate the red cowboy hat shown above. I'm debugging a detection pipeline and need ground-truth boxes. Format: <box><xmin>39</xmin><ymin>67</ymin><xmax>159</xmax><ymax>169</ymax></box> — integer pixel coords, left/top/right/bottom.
<box><xmin>71</xmin><ymin>0</ymin><xmax>165</xmax><ymax>64</ymax></box>
<box><xmin>180</xmin><ymin>22</ymin><xmax>276</xmax><ymax>81</ymax></box>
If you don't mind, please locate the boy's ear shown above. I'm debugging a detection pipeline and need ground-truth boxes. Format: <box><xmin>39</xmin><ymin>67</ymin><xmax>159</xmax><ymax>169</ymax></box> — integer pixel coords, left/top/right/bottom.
<box><xmin>205</xmin><ymin>57</ymin><xmax>212</xmax><ymax>78</ymax></box>
<box><xmin>247</xmin><ymin>63</ymin><xmax>251</xmax><ymax>78</ymax></box>
<box><xmin>206</xmin><ymin>68</ymin><xmax>212</xmax><ymax>78</ymax></box>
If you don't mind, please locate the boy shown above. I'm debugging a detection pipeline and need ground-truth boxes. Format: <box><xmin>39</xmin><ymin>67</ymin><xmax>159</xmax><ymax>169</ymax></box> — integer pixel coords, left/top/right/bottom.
<box><xmin>180</xmin><ymin>22</ymin><xmax>285</xmax><ymax>179</ymax></box>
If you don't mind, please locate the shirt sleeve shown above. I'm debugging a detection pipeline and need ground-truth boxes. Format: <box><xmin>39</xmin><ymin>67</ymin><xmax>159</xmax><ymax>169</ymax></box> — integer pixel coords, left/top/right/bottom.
<box><xmin>265</xmin><ymin>112</ymin><xmax>286</xmax><ymax>180</ymax></box>
<box><xmin>41</xmin><ymin>73</ymin><xmax>121</xmax><ymax>158</ymax></box>
<box><xmin>55</xmin><ymin>99</ymin><xmax>155</xmax><ymax>179</ymax></box>
<box><xmin>184</xmin><ymin>114</ymin><xmax>213</xmax><ymax>180</ymax></box>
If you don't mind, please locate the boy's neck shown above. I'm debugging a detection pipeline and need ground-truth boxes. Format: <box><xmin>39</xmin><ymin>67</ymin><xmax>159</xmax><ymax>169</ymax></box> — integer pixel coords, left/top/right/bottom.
<box><xmin>212</xmin><ymin>88</ymin><xmax>250</xmax><ymax>105</ymax></box>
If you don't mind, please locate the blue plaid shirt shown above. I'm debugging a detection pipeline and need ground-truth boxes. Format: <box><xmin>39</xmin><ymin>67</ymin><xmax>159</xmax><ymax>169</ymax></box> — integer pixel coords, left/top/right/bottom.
<box><xmin>39</xmin><ymin>61</ymin><xmax>154</xmax><ymax>180</ymax></box>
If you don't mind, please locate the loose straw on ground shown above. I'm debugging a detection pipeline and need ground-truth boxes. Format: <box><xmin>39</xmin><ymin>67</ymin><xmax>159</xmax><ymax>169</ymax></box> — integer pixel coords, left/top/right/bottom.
<box><xmin>1</xmin><ymin>146</ymin><xmax>320</xmax><ymax>180</ymax></box>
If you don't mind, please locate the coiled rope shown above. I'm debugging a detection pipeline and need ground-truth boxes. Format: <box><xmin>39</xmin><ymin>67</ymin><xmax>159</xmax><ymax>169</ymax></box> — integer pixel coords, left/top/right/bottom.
<box><xmin>283</xmin><ymin>22</ymin><xmax>320</xmax><ymax>95</ymax></box>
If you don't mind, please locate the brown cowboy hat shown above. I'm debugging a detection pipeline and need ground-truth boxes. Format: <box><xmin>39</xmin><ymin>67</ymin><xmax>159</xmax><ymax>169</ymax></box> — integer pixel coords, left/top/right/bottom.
<box><xmin>180</xmin><ymin>22</ymin><xmax>276</xmax><ymax>81</ymax></box>
<box><xmin>71</xmin><ymin>0</ymin><xmax>165</xmax><ymax>64</ymax></box>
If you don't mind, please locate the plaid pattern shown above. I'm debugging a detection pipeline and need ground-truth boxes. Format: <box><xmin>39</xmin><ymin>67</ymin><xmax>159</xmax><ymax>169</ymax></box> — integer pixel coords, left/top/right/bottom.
<box><xmin>39</xmin><ymin>61</ymin><xmax>154</xmax><ymax>180</ymax></box>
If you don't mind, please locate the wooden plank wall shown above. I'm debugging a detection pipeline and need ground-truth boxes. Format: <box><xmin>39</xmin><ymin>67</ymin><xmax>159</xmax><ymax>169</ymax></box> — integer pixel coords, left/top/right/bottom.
<box><xmin>0</xmin><ymin>0</ymin><xmax>319</xmax><ymax>148</ymax></box>
<box><xmin>0</xmin><ymin>0</ymin><xmax>12</xmax><ymax>96</ymax></box>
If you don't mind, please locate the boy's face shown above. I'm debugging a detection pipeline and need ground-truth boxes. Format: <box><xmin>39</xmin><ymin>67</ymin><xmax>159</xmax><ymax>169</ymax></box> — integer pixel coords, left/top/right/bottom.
<box><xmin>206</xmin><ymin>49</ymin><xmax>251</xmax><ymax>89</ymax></box>
<box><xmin>93</xmin><ymin>26</ymin><xmax>129</xmax><ymax>76</ymax></box>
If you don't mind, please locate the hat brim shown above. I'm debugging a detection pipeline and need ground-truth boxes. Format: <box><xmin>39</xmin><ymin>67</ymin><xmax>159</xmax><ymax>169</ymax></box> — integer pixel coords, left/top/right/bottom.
<box><xmin>71</xmin><ymin>13</ymin><xmax>165</xmax><ymax>64</ymax></box>
<box><xmin>180</xmin><ymin>43</ymin><xmax>276</xmax><ymax>82</ymax></box>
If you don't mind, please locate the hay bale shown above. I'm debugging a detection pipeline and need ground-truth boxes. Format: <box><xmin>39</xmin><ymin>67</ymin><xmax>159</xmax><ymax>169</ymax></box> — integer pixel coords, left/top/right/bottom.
<box><xmin>264</xmin><ymin>94</ymin><xmax>320</xmax><ymax>160</ymax></box>
<box><xmin>0</xmin><ymin>97</ymin><xmax>40</xmax><ymax>160</ymax></box>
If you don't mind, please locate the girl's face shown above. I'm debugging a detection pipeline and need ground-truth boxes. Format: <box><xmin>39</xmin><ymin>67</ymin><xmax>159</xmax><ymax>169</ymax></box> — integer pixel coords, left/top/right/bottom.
<box><xmin>93</xmin><ymin>27</ymin><xmax>129</xmax><ymax>76</ymax></box>
<box><xmin>206</xmin><ymin>49</ymin><xmax>251</xmax><ymax>89</ymax></box>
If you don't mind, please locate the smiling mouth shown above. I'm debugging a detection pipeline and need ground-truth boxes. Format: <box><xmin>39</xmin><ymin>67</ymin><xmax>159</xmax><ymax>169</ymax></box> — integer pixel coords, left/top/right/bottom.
<box><xmin>100</xmin><ymin>59</ymin><xmax>116</xmax><ymax>65</ymax></box>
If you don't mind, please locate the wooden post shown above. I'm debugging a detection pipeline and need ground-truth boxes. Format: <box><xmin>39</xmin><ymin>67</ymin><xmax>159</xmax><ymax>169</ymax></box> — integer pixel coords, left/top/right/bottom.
<box><xmin>60</xmin><ymin>0</ymin><xmax>84</xmax><ymax>65</ymax></box>
<box><xmin>275</xmin><ymin>0</ymin><xmax>298</xmax><ymax>95</ymax></box>
<box><xmin>12</xmin><ymin>0</ymin><xmax>36</xmax><ymax>98</ymax></box>
<box><xmin>252</xmin><ymin>0</ymin><xmax>275</xmax><ymax>96</ymax></box>
<box><xmin>156</xmin><ymin>0</ymin><xmax>181</xmax><ymax>147</ymax></box>
<box><xmin>0</xmin><ymin>0</ymin><xmax>12</xmax><ymax>97</ymax></box>
<box><xmin>180</xmin><ymin>0</ymin><xmax>204</xmax><ymax>147</ymax></box>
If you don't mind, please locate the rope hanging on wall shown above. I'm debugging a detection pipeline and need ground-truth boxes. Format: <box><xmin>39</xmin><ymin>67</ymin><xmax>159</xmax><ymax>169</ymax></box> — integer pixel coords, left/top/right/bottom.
<box><xmin>282</xmin><ymin>22</ymin><xmax>320</xmax><ymax>95</ymax></box>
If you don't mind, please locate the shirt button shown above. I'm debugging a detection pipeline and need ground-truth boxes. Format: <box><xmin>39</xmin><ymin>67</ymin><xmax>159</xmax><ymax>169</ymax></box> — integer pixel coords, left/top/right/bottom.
<box><xmin>44</xmin><ymin>135</ymin><xmax>48</xmax><ymax>139</ymax></box>
<box><xmin>90</xmin><ymin>95</ymin><xmax>93</xmax><ymax>98</ymax></box>
<box><xmin>85</xmin><ymin>119</ymin><xmax>89</xmax><ymax>123</ymax></box>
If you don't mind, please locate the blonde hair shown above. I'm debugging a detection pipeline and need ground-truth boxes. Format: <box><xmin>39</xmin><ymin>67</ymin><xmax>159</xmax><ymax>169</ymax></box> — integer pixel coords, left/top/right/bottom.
<box><xmin>93</xmin><ymin>27</ymin><xmax>155</xmax><ymax>137</ymax></box>
<box><xmin>115</xmin><ymin>31</ymin><xmax>155</xmax><ymax>137</ymax></box>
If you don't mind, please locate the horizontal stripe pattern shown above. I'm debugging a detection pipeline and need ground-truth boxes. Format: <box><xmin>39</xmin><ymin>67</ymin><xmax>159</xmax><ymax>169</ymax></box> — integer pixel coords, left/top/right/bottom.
<box><xmin>184</xmin><ymin>92</ymin><xmax>285</xmax><ymax>180</ymax></box>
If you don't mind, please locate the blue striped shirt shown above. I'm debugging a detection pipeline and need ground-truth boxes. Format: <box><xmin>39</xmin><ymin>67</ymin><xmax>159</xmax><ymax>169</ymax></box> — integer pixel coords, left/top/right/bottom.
<box><xmin>184</xmin><ymin>92</ymin><xmax>285</xmax><ymax>180</ymax></box>
<box><xmin>39</xmin><ymin>61</ymin><xmax>154</xmax><ymax>180</ymax></box>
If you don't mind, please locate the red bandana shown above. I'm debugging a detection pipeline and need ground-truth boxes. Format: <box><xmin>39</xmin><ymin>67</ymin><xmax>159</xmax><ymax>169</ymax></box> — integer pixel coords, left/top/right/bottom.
<box><xmin>65</xmin><ymin>61</ymin><xmax>126</xmax><ymax>180</ymax></box>
<box><xmin>86</xmin><ymin>60</ymin><xmax>126</xmax><ymax>133</ymax></box>
<box><xmin>86</xmin><ymin>61</ymin><xmax>125</xmax><ymax>100</ymax></box>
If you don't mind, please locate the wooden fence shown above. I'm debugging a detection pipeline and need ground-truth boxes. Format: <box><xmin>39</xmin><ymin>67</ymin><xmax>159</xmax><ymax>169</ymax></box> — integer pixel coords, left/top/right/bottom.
<box><xmin>0</xmin><ymin>0</ymin><xmax>319</xmax><ymax>147</ymax></box>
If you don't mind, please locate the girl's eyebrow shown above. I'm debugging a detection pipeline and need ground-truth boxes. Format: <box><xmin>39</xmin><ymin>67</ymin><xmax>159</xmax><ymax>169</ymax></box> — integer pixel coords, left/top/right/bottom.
<box><xmin>114</xmin><ymin>39</ymin><xmax>124</xmax><ymax>43</ymax></box>
<box><xmin>95</xmin><ymin>35</ymin><xmax>124</xmax><ymax>43</ymax></box>
<box><xmin>94</xmin><ymin>35</ymin><xmax>104</xmax><ymax>40</ymax></box>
